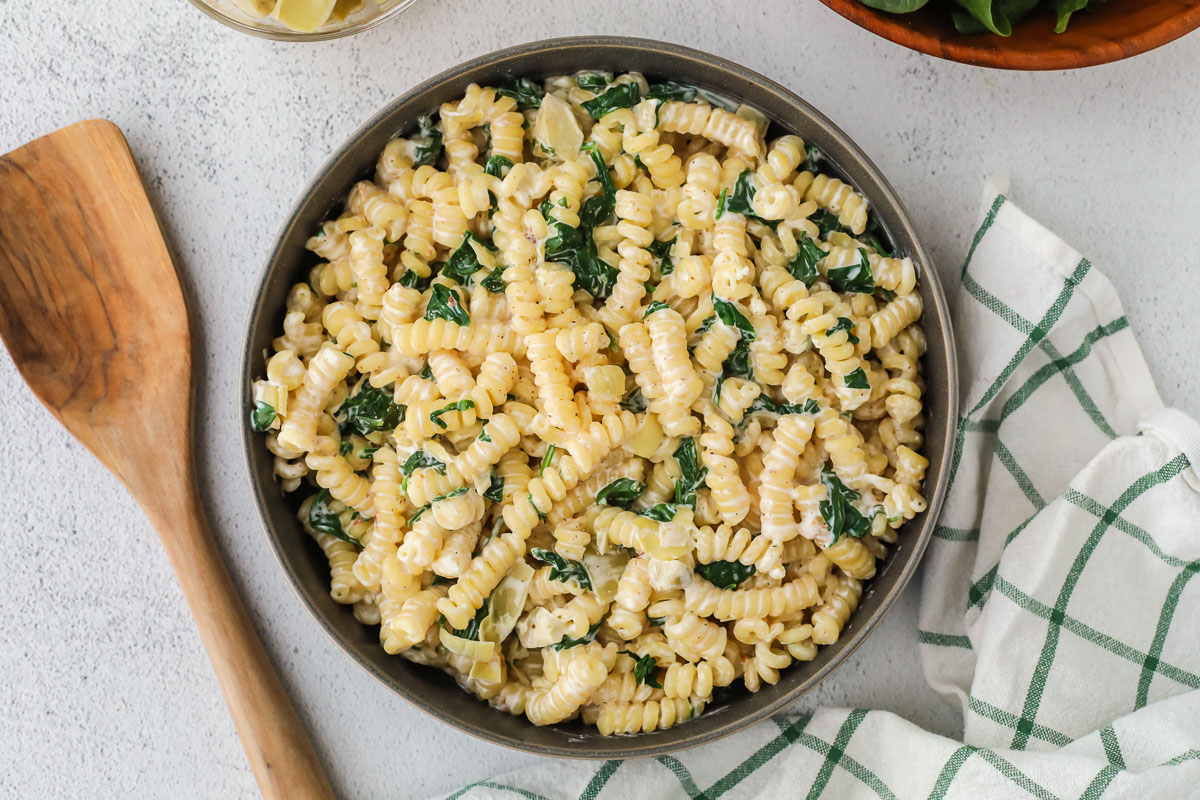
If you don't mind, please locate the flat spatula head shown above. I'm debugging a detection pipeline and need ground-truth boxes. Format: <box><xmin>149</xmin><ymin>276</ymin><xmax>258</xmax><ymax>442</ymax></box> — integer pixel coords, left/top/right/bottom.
<box><xmin>0</xmin><ymin>122</ymin><xmax>335</xmax><ymax>800</ymax></box>
<box><xmin>0</xmin><ymin>120</ymin><xmax>192</xmax><ymax>483</ymax></box>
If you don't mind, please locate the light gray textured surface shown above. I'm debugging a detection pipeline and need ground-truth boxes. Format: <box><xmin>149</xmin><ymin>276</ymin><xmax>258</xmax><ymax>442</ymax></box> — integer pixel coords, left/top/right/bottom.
<box><xmin>1</xmin><ymin>1</ymin><xmax>1197</xmax><ymax>797</ymax></box>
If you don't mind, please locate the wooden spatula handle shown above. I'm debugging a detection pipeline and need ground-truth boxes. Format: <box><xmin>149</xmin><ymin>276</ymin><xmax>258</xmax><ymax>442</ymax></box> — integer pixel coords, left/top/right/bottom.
<box><xmin>143</xmin><ymin>486</ymin><xmax>335</xmax><ymax>800</ymax></box>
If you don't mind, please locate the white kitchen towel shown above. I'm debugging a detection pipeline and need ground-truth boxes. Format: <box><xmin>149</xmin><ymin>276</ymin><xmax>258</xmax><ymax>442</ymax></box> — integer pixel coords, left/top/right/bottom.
<box><xmin>440</xmin><ymin>179</ymin><xmax>1200</xmax><ymax>799</ymax></box>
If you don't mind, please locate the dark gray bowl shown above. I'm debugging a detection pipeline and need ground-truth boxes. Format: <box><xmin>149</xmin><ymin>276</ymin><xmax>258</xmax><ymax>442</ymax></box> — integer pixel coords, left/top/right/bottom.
<box><xmin>241</xmin><ymin>36</ymin><xmax>959</xmax><ymax>759</ymax></box>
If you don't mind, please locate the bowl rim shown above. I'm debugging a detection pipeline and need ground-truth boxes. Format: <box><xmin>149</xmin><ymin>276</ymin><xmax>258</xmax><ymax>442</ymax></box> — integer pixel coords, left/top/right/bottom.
<box><xmin>240</xmin><ymin>35</ymin><xmax>960</xmax><ymax>759</ymax></box>
<box><xmin>819</xmin><ymin>0</ymin><xmax>1200</xmax><ymax>70</ymax></box>
<box><xmin>185</xmin><ymin>0</ymin><xmax>418</xmax><ymax>41</ymax></box>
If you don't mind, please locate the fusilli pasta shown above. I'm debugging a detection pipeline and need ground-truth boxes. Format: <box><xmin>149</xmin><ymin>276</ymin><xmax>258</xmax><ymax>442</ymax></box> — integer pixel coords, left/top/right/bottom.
<box><xmin>252</xmin><ymin>70</ymin><xmax>928</xmax><ymax>736</ymax></box>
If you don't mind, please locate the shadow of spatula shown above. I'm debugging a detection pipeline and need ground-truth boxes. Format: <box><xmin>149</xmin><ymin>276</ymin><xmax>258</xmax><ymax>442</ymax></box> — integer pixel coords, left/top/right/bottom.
<box><xmin>0</xmin><ymin>119</ymin><xmax>334</xmax><ymax>800</ymax></box>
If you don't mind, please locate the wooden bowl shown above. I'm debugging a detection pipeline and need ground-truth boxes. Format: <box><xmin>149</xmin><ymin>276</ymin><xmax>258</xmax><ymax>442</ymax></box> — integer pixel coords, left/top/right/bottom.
<box><xmin>820</xmin><ymin>0</ymin><xmax>1200</xmax><ymax>69</ymax></box>
<box><xmin>242</xmin><ymin>37</ymin><xmax>959</xmax><ymax>758</ymax></box>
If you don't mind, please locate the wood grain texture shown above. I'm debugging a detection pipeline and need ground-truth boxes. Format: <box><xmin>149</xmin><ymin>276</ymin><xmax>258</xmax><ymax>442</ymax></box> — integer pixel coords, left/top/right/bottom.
<box><xmin>0</xmin><ymin>120</ymin><xmax>334</xmax><ymax>800</ymax></box>
<box><xmin>819</xmin><ymin>0</ymin><xmax>1200</xmax><ymax>70</ymax></box>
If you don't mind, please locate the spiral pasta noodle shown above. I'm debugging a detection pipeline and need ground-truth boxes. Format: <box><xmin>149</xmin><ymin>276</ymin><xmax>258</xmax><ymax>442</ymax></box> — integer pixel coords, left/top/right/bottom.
<box><xmin>805</xmin><ymin>173</ymin><xmax>869</xmax><ymax>235</ymax></box>
<box><xmin>583</xmin><ymin>697</ymin><xmax>703</xmax><ymax>735</ymax></box>
<box><xmin>527</xmin><ymin>329</ymin><xmax>581</xmax><ymax>432</ymax></box>
<box><xmin>684</xmin><ymin>575</ymin><xmax>821</xmax><ymax>621</ymax></box>
<box><xmin>599</xmin><ymin>188</ymin><xmax>654</xmax><ymax>329</ymax></box>
<box><xmin>698</xmin><ymin>400</ymin><xmax>751</xmax><ymax>526</ymax></box>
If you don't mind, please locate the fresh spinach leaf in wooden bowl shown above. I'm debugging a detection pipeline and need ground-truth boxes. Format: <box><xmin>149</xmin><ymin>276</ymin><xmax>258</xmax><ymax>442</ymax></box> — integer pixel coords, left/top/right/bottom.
<box><xmin>858</xmin><ymin>0</ymin><xmax>1104</xmax><ymax>35</ymax></box>
<box><xmin>821</xmin><ymin>0</ymin><xmax>1200</xmax><ymax>69</ymax></box>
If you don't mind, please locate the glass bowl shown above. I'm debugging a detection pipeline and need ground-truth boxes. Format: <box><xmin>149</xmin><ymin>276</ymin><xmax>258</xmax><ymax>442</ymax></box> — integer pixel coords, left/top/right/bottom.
<box><xmin>187</xmin><ymin>0</ymin><xmax>418</xmax><ymax>41</ymax></box>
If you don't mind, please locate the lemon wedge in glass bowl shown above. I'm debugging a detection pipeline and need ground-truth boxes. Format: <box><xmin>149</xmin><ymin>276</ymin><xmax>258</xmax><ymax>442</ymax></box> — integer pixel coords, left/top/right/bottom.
<box><xmin>275</xmin><ymin>0</ymin><xmax>338</xmax><ymax>32</ymax></box>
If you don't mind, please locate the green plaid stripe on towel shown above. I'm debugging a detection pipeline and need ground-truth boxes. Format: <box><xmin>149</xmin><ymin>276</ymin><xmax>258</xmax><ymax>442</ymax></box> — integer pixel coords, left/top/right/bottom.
<box><xmin>441</xmin><ymin>179</ymin><xmax>1200</xmax><ymax>799</ymax></box>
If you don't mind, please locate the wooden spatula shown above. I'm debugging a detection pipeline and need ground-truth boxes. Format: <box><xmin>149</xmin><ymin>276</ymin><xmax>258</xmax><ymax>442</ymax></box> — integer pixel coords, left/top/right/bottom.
<box><xmin>0</xmin><ymin>120</ymin><xmax>335</xmax><ymax>800</ymax></box>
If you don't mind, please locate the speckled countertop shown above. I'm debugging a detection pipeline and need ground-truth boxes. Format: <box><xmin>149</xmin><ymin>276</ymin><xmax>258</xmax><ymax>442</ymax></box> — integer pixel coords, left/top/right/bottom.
<box><xmin>1</xmin><ymin>2</ymin><xmax>1197</xmax><ymax>797</ymax></box>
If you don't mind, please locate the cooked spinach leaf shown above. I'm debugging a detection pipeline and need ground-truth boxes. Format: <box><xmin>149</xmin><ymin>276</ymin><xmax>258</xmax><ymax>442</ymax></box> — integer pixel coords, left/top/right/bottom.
<box><xmin>597</xmin><ymin>478</ymin><xmax>647</xmax><ymax>509</ymax></box>
<box><xmin>673</xmin><ymin>438</ymin><xmax>708</xmax><ymax>509</ymax></box>
<box><xmin>827</xmin><ymin>317</ymin><xmax>860</xmax><ymax>344</ymax></box>
<box><xmin>843</xmin><ymin>367</ymin><xmax>871</xmax><ymax>390</ymax></box>
<box><xmin>309</xmin><ymin>489</ymin><xmax>361</xmax><ymax>546</ymax></box>
<box><xmin>723</xmin><ymin>169</ymin><xmax>759</xmax><ymax>218</ymax></box>
<box><xmin>819</xmin><ymin>467</ymin><xmax>874</xmax><ymax>543</ymax></box>
<box><xmin>802</xmin><ymin>144</ymin><xmax>823</xmax><ymax>173</ymax></box>
<box><xmin>443</xmin><ymin>232</ymin><xmax>497</xmax><ymax>286</ymax></box>
<box><xmin>496</xmin><ymin>78</ymin><xmax>544</xmax><ymax>110</ymax></box>
<box><xmin>826</xmin><ymin>248</ymin><xmax>875</xmax><ymax>294</ymax></box>
<box><xmin>483</xmin><ymin>471</ymin><xmax>504</xmax><ymax>503</ymax></box>
<box><xmin>530</xmin><ymin>548</ymin><xmax>593</xmax><ymax>590</ymax></box>
<box><xmin>340</xmin><ymin>385</ymin><xmax>405</xmax><ymax>436</ymax></box>
<box><xmin>695</xmin><ymin>560</ymin><xmax>756</xmax><ymax>590</ymax></box>
<box><xmin>552</xmin><ymin>620</ymin><xmax>602</xmax><ymax>650</ymax></box>
<box><xmin>788</xmin><ymin>234</ymin><xmax>826</xmax><ymax>286</ymax></box>
<box><xmin>580</xmin><ymin>142</ymin><xmax>616</xmax><ymax>227</ymax></box>
<box><xmin>480</xmin><ymin>265</ymin><xmax>507</xmax><ymax>294</ymax></box>
<box><xmin>544</xmin><ymin>220</ymin><xmax>618</xmax><ymax>299</ymax></box>
<box><xmin>251</xmin><ymin>401</ymin><xmax>276</xmax><ymax>432</ymax></box>
<box><xmin>529</xmin><ymin>493</ymin><xmax>547</xmax><ymax>521</ymax></box>
<box><xmin>866</xmin><ymin>221</ymin><xmax>895</xmax><ymax>258</ymax></box>
<box><xmin>721</xmin><ymin>338</ymin><xmax>754</xmax><ymax>381</ymax></box>
<box><xmin>484</xmin><ymin>155</ymin><xmax>514</xmax><ymax>178</ymax></box>
<box><xmin>398</xmin><ymin>269</ymin><xmax>431</xmax><ymax>290</ymax></box>
<box><xmin>648</xmin><ymin>234</ymin><xmax>678</xmax><ymax>275</ymax></box>
<box><xmin>748</xmin><ymin>395</ymin><xmax>821</xmax><ymax>417</ymax></box>
<box><xmin>581</xmin><ymin>83</ymin><xmax>640</xmax><ymax>118</ymax></box>
<box><xmin>424</xmin><ymin>284</ymin><xmax>471</xmax><ymax>325</ymax></box>
<box><xmin>401</xmin><ymin>451</ymin><xmax>446</xmax><ymax>477</ymax></box>
<box><xmin>711</xmin><ymin>295</ymin><xmax>756</xmax><ymax>340</ymax></box>
<box><xmin>620</xmin><ymin>651</ymin><xmax>664</xmax><ymax>688</ymax></box>
<box><xmin>431</xmin><ymin>487</ymin><xmax>469</xmax><ymax>503</ymax></box>
<box><xmin>646</xmin><ymin>81</ymin><xmax>698</xmax><ymax>102</ymax></box>
<box><xmin>643</xmin><ymin>300</ymin><xmax>670</xmax><ymax>318</ymax></box>
<box><xmin>721</xmin><ymin>169</ymin><xmax>780</xmax><ymax>228</ymax></box>
<box><xmin>576</xmin><ymin>71</ymin><xmax>611</xmax><ymax>91</ymax></box>
<box><xmin>620</xmin><ymin>387</ymin><xmax>648</xmax><ymax>413</ymax></box>
<box><xmin>810</xmin><ymin>209</ymin><xmax>845</xmax><ymax>238</ymax></box>
<box><xmin>411</xmin><ymin>115</ymin><xmax>443</xmax><ymax>167</ymax></box>
<box><xmin>430</xmin><ymin>399</ymin><xmax>475</xmax><ymax>429</ymax></box>
<box><xmin>640</xmin><ymin>503</ymin><xmax>679</xmax><ymax>522</ymax></box>
<box><xmin>445</xmin><ymin>598</ymin><xmax>490</xmax><ymax>641</ymax></box>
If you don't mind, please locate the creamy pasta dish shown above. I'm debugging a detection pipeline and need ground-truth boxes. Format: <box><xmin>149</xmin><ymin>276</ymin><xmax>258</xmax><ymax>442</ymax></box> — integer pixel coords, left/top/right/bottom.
<box><xmin>251</xmin><ymin>71</ymin><xmax>928</xmax><ymax>735</ymax></box>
